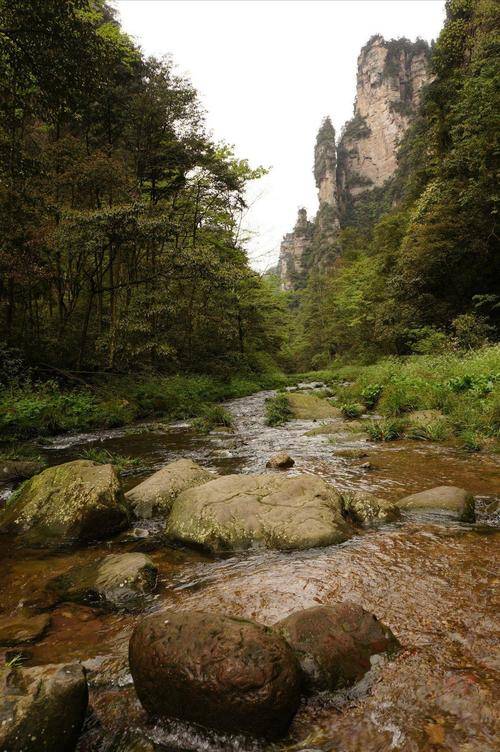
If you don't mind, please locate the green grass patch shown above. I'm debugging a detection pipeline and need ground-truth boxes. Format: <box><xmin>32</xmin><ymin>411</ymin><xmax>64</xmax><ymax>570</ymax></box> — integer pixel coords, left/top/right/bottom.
<box><xmin>191</xmin><ymin>404</ymin><xmax>234</xmax><ymax>434</ymax></box>
<box><xmin>366</xmin><ymin>418</ymin><xmax>408</xmax><ymax>441</ymax></box>
<box><xmin>78</xmin><ymin>447</ymin><xmax>143</xmax><ymax>472</ymax></box>
<box><xmin>265</xmin><ymin>393</ymin><xmax>294</xmax><ymax>426</ymax></box>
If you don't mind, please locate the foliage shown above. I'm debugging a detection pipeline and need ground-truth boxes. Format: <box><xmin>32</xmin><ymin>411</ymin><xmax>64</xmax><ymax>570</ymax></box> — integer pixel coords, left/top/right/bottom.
<box><xmin>78</xmin><ymin>447</ymin><xmax>142</xmax><ymax>472</ymax></box>
<box><xmin>191</xmin><ymin>405</ymin><xmax>234</xmax><ymax>434</ymax></box>
<box><xmin>366</xmin><ymin>418</ymin><xmax>407</xmax><ymax>441</ymax></box>
<box><xmin>340</xmin><ymin>403</ymin><xmax>364</xmax><ymax>419</ymax></box>
<box><xmin>265</xmin><ymin>393</ymin><xmax>293</xmax><ymax>427</ymax></box>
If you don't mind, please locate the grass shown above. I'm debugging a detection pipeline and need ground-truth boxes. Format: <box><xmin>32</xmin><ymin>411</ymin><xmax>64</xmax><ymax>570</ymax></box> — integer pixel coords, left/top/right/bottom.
<box><xmin>265</xmin><ymin>393</ymin><xmax>294</xmax><ymax>426</ymax></box>
<box><xmin>340</xmin><ymin>402</ymin><xmax>365</xmax><ymax>420</ymax></box>
<box><xmin>78</xmin><ymin>448</ymin><xmax>143</xmax><ymax>472</ymax></box>
<box><xmin>306</xmin><ymin>345</ymin><xmax>500</xmax><ymax>449</ymax></box>
<box><xmin>366</xmin><ymin>418</ymin><xmax>407</xmax><ymax>441</ymax></box>
<box><xmin>0</xmin><ymin>372</ymin><xmax>290</xmax><ymax>444</ymax></box>
<box><xmin>191</xmin><ymin>405</ymin><xmax>234</xmax><ymax>434</ymax></box>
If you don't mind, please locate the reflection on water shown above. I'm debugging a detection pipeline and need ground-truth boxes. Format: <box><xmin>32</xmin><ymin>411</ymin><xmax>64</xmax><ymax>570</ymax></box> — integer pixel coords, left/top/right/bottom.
<box><xmin>0</xmin><ymin>390</ymin><xmax>499</xmax><ymax>751</ymax></box>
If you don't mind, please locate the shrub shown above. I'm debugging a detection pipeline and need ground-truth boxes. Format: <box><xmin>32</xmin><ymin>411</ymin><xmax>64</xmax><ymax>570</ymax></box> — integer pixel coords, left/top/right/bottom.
<box><xmin>341</xmin><ymin>402</ymin><xmax>364</xmax><ymax>419</ymax></box>
<box><xmin>265</xmin><ymin>393</ymin><xmax>293</xmax><ymax>426</ymax></box>
<box><xmin>366</xmin><ymin>418</ymin><xmax>407</xmax><ymax>441</ymax></box>
<box><xmin>191</xmin><ymin>404</ymin><xmax>234</xmax><ymax>433</ymax></box>
<box><xmin>361</xmin><ymin>383</ymin><xmax>383</xmax><ymax>408</ymax></box>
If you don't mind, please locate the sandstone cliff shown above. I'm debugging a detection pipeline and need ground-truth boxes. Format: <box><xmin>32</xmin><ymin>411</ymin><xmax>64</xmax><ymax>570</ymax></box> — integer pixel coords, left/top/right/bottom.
<box><xmin>278</xmin><ymin>35</ymin><xmax>430</xmax><ymax>290</ymax></box>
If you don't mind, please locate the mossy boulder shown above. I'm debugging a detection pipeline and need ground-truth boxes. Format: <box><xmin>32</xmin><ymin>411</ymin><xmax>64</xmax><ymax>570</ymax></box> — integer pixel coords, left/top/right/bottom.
<box><xmin>125</xmin><ymin>458</ymin><xmax>213</xmax><ymax>519</ymax></box>
<box><xmin>287</xmin><ymin>393</ymin><xmax>342</xmax><ymax>420</ymax></box>
<box><xmin>129</xmin><ymin>610</ymin><xmax>301</xmax><ymax>740</ymax></box>
<box><xmin>166</xmin><ymin>473</ymin><xmax>354</xmax><ymax>553</ymax></box>
<box><xmin>397</xmin><ymin>486</ymin><xmax>475</xmax><ymax>521</ymax></box>
<box><xmin>0</xmin><ymin>662</ymin><xmax>88</xmax><ymax>752</ymax></box>
<box><xmin>338</xmin><ymin>491</ymin><xmax>401</xmax><ymax>527</ymax></box>
<box><xmin>47</xmin><ymin>553</ymin><xmax>157</xmax><ymax>611</ymax></box>
<box><xmin>274</xmin><ymin>603</ymin><xmax>400</xmax><ymax>691</ymax></box>
<box><xmin>0</xmin><ymin>460</ymin><xmax>130</xmax><ymax>548</ymax></box>
<box><xmin>0</xmin><ymin>613</ymin><xmax>51</xmax><ymax>647</ymax></box>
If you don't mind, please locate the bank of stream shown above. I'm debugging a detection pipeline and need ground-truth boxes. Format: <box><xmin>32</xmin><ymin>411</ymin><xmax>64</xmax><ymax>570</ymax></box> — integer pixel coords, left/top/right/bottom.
<box><xmin>1</xmin><ymin>388</ymin><xmax>499</xmax><ymax>751</ymax></box>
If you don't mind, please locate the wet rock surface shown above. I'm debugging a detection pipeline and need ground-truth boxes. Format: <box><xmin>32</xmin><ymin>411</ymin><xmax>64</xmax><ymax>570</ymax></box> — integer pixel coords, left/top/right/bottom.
<box><xmin>129</xmin><ymin>610</ymin><xmax>301</xmax><ymax>739</ymax></box>
<box><xmin>0</xmin><ymin>612</ymin><xmax>51</xmax><ymax>646</ymax></box>
<box><xmin>47</xmin><ymin>552</ymin><xmax>157</xmax><ymax>611</ymax></box>
<box><xmin>338</xmin><ymin>490</ymin><xmax>401</xmax><ymax>527</ymax></box>
<box><xmin>397</xmin><ymin>485</ymin><xmax>475</xmax><ymax>521</ymax></box>
<box><xmin>126</xmin><ymin>458</ymin><xmax>213</xmax><ymax>519</ymax></box>
<box><xmin>0</xmin><ymin>662</ymin><xmax>88</xmax><ymax>752</ymax></box>
<box><xmin>0</xmin><ymin>460</ymin><xmax>130</xmax><ymax>548</ymax></box>
<box><xmin>266</xmin><ymin>452</ymin><xmax>295</xmax><ymax>469</ymax></box>
<box><xmin>166</xmin><ymin>473</ymin><xmax>354</xmax><ymax>552</ymax></box>
<box><xmin>275</xmin><ymin>603</ymin><xmax>400</xmax><ymax>691</ymax></box>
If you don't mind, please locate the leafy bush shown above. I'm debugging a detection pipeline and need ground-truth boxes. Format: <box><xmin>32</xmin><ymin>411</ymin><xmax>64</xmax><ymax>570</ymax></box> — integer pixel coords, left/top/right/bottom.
<box><xmin>361</xmin><ymin>383</ymin><xmax>383</xmax><ymax>408</ymax></box>
<box><xmin>340</xmin><ymin>402</ymin><xmax>364</xmax><ymax>419</ymax></box>
<box><xmin>265</xmin><ymin>393</ymin><xmax>293</xmax><ymax>427</ymax></box>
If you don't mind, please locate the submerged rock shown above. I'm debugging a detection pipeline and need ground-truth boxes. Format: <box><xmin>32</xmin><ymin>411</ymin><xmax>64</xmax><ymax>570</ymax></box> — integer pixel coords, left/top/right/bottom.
<box><xmin>0</xmin><ymin>613</ymin><xmax>51</xmax><ymax>646</ymax></box>
<box><xmin>166</xmin><ymin>473</ymin><xmax>353</xmax><ymax>552</ymax></box>
<box><xmin>266</xmin><ymin>452</ymin><xmax>295</xmax><ymax>469</ymax></box>
<box><xmin>47</xmin><ymin>553</ymin><xmax>157</xmax><ymax>611</ymax></box>
<box><xmin>0</xmin><ymin>662</ymin><xmax>88</xmax><ymax>752</ymax></box>
<box><xmin>0</xmin><ymin>460</ymin><xmax>130</xmax><ymax>548</ymax></box>
<box><xmin>338</xmin><ymin>491</ymin><xmax>401</xmax><ymax>527</ymax></box>
<box><xmin>0</xmin><ymin>459</ymin><xmax>45</xmax><ymax>483</ymax></box>
<box><xmin>332</xmin><ymin>448</ymin><xmax>369</xmax><ymax>459</ymax></box>
<box><xmin>125</xmin><ymin>459</ymin><xmax>213</xmax><ymax>519</ymax></box>
<box><xmin>129</xmin><ymin>610</ymin><xmax>301</xmax><ymax>740</ymax></box>
<box><xmin>275</xmin><ymin>603</ymin><xmax>400</xmax><ymax>691</ymax></box>
<box><xmin>397</xmin><ymin>486</ymin><xmax>475</xmax><ymax>521</ymax></box>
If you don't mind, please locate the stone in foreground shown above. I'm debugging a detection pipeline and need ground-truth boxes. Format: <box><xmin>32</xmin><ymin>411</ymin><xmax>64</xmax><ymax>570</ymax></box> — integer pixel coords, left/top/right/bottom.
<box><xmin>0</xmin><ymin>662</ymin><xmax>88</xmax><ymax>752</ymax></box>
<box><xmin>275</xmin><ymin>603</ymin><xmax>400</xmax><ymax>691</ymax></box>
<box><xmin>0</xmin><ymin>460</ymin><xmax>130</xmax><ymax>548</ymax></box>
<box><xmin>266</xmin><ymin>452</ymin><xmax>295</xmax><ymax>469</ymax></box>
<box><xmin>47</xmin><ymin>553</ymin><xmax>157</xmax><ymax>611</ymax></box>
<box><xmin>125</xmin><ymin>458</ymin><xmax>213</xmax><ymax>519</ymax></box>
<box><xmin>397</xmin><ymin>486</ymin><xmax>475</xmax><ymax>521</ymax></box>
<box><xmin>166</xmin><ymin>473</ymin><xmax>353</xmax><ymax>552</ymax></box>
<box><xmin>338</xmin><ymin>491</ymin><xmax>401</xmax><ymax>527</ymax></box>
<box><xmin>0</xmin><ymin>613</ymin><xmax>51</xmax><ymax>646</ymax></box>
<box><xmin>129</xmin><ymin>610</ymin><xmax>301</xmax><ymax>740</ymax></box>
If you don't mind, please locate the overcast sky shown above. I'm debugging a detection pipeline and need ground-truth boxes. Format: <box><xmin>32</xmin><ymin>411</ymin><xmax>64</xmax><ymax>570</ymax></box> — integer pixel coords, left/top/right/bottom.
<box><xmin>114</xmin><ymin>0</ymin><xmax>445</xmax><ymax>271</ymax></box>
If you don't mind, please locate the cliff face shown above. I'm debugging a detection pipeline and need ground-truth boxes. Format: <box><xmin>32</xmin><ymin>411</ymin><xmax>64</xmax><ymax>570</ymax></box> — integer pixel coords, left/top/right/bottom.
<box><xmin>278</xmin><ymin>35</ymin><xmax>431</xmax><ymax>290</ymax></box>
<box><xmin>337</xmin><ymin>35</ymin><xmax>430</xmax><ymax>202</ymax></box>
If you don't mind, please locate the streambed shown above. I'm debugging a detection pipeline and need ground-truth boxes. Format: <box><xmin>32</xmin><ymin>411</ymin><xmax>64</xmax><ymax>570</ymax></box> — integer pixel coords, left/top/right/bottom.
<box><xmin>1</xmin><ymin>389</ymin><xmax>499</xmax><ymax>751</ymax></box>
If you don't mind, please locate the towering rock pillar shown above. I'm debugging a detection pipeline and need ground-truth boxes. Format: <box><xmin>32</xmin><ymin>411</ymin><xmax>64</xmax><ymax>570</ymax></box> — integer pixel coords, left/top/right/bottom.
<box><xmin>277</xmin><ymin>208</ymin><xmax>314</xmax><ymax>291</ymax></box>
<box><xmin>314</xmin><ymin>117</ymin><xmax>339</xmax><ymax>212</ymax></box>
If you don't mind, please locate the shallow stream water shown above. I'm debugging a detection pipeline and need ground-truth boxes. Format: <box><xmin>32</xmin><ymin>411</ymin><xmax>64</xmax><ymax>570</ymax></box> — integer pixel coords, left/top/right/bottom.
<box><xmin>1</xmin><ymin>389</ymin><xmax>499</xmax><ymax>752</ymax></box>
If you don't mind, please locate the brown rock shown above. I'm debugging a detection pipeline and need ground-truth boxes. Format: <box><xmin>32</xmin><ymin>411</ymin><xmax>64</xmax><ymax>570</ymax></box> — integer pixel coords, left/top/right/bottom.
<box><xmin>0</xmin><ymin>613</ymin><xmax>51</xmax><ymax>646</ymax></box>
<box><xmin>266</xmin><ymin>452</ymin><xmax>295</xmax><ymax>469</ymax></box>
<box><xmin>397</xmin><ymin>486</ymin><xmax>475</xmax><ymax>521</ymax></box>
<box><xmin>129</xmin><ymin>610</ymin><xmax>301</xmax><ymax>739</ymax></box>
<box><xmin>275</xmin><ymin>603</ymin><xmax>400</xmax><ymax>691</ymax></box>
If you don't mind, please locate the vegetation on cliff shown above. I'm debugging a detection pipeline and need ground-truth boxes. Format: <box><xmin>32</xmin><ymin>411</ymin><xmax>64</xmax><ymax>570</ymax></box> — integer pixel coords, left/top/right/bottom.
<box><xmin>290</xmin><ymin>0</ymin><xmax>499</xmax><ymax>367</ymax></box>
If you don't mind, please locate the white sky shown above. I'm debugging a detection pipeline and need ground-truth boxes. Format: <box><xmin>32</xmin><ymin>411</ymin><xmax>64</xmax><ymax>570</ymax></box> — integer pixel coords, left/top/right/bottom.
<box><xmin>114</xmin><ymin>0</ymin><xmax>446</xmax><ymax>271</ymax></box>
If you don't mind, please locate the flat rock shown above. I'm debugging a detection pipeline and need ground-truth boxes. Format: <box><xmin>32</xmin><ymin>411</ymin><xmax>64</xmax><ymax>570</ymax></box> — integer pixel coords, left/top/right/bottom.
<box><xmin>47</xmin><ymin>553</ymin><xmax>157</xmax><ymax>611</ymax></box>
<box><xmin>126</xmin><ymin>459</ymin><xmax>213</xmax><ymax>519</ymax></box>
<box><xmin>0</xmin><ymin>460</ymin><xmax>130</xmax><ymax>548</ymax></box>
<box><xmin>332</xmin><ymin>448</ymin><xmax>369</xmax><ymax>459</ymax></box>
<box><xmin>397</xmin><ymin>486</ymin><xmax>475</xmax><ymax>521</ymax></box>
<box><xmin>275</xmin><ymin>603</ymin><xmax>400</xmax><ymax>691</ymax></box>
<box><xmin>287</xmin><ymin>393</ymin><xmax>342</xmax><ymax>420</ymax></box>
<box><xmin>0</xmin><ymin>460</ymin><xmax>45</xmax><ymax>483</ymax></box>
<box><xmin>166</xmin><ymin>473</ymin><xmax>354</xmax><ymax>552</ymax></box>
<box><xmin>129</xmin><ymin>610</ymin><xmax>301</xmax><ymax>739</ymax></box>
<box><xmin>266</xmin><ymin>452</ymin><xmax>295</xmax><ymax>469</ymax></box>
<box><xmin>0</xmin><ymin>662</ymin><xmax>88</xmax><ymax>752</ymax></box>
<box><xmin>0</xmin><ymin>613</ymin><xmax>51</xmax><ymax>646</ymax></box>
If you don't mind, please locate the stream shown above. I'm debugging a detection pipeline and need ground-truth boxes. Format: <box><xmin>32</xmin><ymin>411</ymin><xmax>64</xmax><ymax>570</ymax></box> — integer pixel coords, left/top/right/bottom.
<box><xmin>1</xmin><ymin>388</ymin><xmax>499</xmax><ymax>752</ymax></box>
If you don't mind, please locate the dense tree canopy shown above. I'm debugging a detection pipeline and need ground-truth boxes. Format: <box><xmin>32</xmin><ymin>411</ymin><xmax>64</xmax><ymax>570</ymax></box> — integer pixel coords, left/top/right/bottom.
<box><xmin>0</xmin><ymin>0</ymin><xmax>279</xmax><ymax>376</ymax></box>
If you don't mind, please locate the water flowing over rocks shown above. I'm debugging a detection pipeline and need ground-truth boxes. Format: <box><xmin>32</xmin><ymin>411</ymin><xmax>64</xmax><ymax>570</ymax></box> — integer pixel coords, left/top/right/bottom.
<box><xmin>47</xmin><ymin>552</ymin><xmax>158</xmax><ymax>611</ymax></box>
<box><xmin>0</xmin><ymin>612</ymin><xmax>51</xmax><ymax>646</ymax></box>
<box><xmin>129</xmin><ymin>610</ymin><xmax>302</xmax><ymax>740</ymax></box>
<box><xmin>0</xmin><ymin>662</ymin><xmax>88</xmax><ymax>752</ymax></box>
<box><xmin>338</xmin><ymin>490</ymin><xmax>401</xmax><ymax>527</ymax></box>
<box><xmin>0</xmin><ymin>460</ymin><xmax>130</xmax><ymax>548</ymax></box>
<box><xmin>166</xmin><ymin>473</ymin><xmax>354</xmax><ymax>552</ymax></box>
<box><xmin>125</xmin><ymin>458</ymin><xmax>213</xmax><ymax>519</ymax></box>
<box><xmin>274</xmin><ymin>602</ymin><xmax>400</xmax><ymax>691</ymax></box>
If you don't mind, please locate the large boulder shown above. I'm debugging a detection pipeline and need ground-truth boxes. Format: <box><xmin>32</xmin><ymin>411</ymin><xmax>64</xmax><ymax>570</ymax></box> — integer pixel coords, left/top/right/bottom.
<box><xmin>275</xmin><ymin>603</ymin><xmax>400</xmax><ymax>691</ymax></box>
<box><xmin>0</xmin><ymin>460</ymin><xmax>130</xmax><ymax>548</ymax></box>
<box><xmin>125</xmin><ymin>459</ymin><xmax>213</xmax><ymax>519</ymax></box>
<box><xmin>0</xmin><ymin>613</ymin><xmax>51</xmax><ymax>646</ymax></box>
<box><xmin>338</xmin><ymin>491</ymin><xmax>401</xmax><ymax>527</ymax></box>
<box><xmin>166</xmin><ymin>473</ymin><xmax>354</xmax><ymax>552</ymax></box>
<box><xmin>397</xmin><ymin>486</ymin><xmax>475</xmax><ymax>521</ymax></box>
<box><xmin>0</xmin><ymin>662</ymin><xmax>88</xmax><ymax>752</ymax></box>
<box><xmin>129</xmin><ymin>610</ymin><xmax>301</xmax><ymax>739</ymax></box>
<box><xmin>47</xmin><ymin>553</ymin><xmax>157</xmax><ymax>611</ymax></box>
